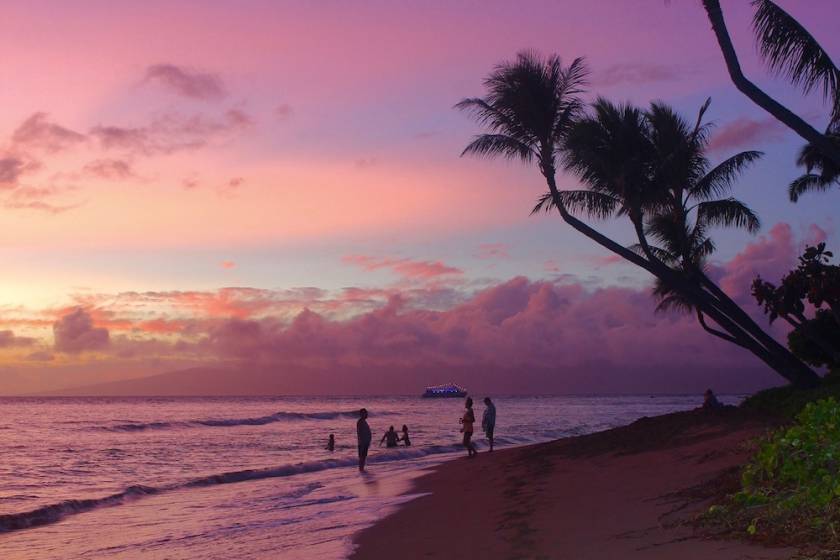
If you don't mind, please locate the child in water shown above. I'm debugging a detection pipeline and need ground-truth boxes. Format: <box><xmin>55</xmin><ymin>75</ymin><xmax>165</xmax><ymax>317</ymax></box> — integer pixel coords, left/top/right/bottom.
<box><xmin>326</xmin><ymin>433</ymin><xmax>335</xmax><ymax>451</ymax></box>
<box><xmin>400</xmin><ymin>425</ymin><xmax>411</xmax><ymax>446</ymax></box>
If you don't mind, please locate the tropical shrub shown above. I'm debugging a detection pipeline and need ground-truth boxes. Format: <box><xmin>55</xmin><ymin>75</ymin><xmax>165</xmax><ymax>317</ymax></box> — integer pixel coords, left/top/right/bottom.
<box><xmin>710</xmin><ymin>398</ymin><xmax>840</xmax><ymax>544</ymax></box>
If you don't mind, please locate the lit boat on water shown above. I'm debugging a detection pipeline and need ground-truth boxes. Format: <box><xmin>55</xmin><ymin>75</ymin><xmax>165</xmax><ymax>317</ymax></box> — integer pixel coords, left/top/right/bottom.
<box><xmin>422</xmin><ymin>383</ymin><xmax>467</xmax><ymax>398</ymax></box>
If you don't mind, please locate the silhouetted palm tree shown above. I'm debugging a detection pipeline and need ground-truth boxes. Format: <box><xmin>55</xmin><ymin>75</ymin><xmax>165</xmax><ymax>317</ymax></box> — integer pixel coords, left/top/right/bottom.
<box><xmin>789</xmin><ymin>130</ymin><xmax>840</xmax><ymax>201</ymax></box>
<box><xmin>702</xmin><ymin>0</ymin><xmax>840</xmax><ymax>167</ymax></box>
<box><xmin>458</xmin><ymin>51</ymin><xmax>819</xmax><ymax>387</ymax></box>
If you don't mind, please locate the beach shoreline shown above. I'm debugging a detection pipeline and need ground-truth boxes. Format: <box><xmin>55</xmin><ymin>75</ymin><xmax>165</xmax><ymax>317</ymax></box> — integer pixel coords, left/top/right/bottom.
<box><xmin>350</xmin><ymin>407</ymin><xmax>794</xmax><ymax>560</ymax></box>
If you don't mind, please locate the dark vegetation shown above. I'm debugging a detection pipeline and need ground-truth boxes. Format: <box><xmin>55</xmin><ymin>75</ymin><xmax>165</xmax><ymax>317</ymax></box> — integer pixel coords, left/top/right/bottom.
<box><xmin>704</xmin><ymin>394</ymin><xmax>840</xmax><ymax>555</ymax></box>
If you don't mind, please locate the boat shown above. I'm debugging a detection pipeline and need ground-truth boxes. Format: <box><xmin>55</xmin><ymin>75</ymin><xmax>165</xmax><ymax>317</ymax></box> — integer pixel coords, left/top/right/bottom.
<box><xmin>422</xmin><ymin>383</ymin><xmax>467</xmax><ymax>398</ymax></box>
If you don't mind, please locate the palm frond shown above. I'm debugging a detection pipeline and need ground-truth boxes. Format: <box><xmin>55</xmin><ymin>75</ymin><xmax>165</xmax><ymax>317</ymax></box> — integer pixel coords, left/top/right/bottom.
<box><xmin>627</xmin><ymin>243</ymin><xmax>676</xmax><ymax>264</ymax></box>
<box><xmin>652</xmin><ymin>278</ymin><xmax>694</xmax><ymax>314</ymax></box>
<box><xmin>692</xmin><ymin>97</ymin><xmax>713</xmax><ymax>141</ymax></box>
<box><xmin>460</xmin><ymin>134</ymin><xmax>536</xmax><ymax>161</ymax></box>
<box><xmin>796</xmin><ymin>131</ymin><xmax>840</xmax><ymax>178</ymax></box>
<box><xmin>531</xmin><ymin>189</ymin><xmax>620</xmax><ymax>219</ymax></box>
<box><xmin>691</xmin><ymin>151</ymin><xmax>763</xmax><ymax>200</ymax></box>
<box><xmin>696</xmin><ymin>198</ymin><xmax>761</xmax><ymax>233</ymax></box>
<box><xmin>454</xmin><ymin>98</ymin><xmax>538</xmax><ymax>146</ymax></box>
<box><xmin>788</xmin><ymin>173</ymin><xmax>835</xmax><ymax>201</ymax></box>
<box><xmin>752</xmin><ymin>0</ymin><xmax>840</xmax><ymax>121</ymax></box>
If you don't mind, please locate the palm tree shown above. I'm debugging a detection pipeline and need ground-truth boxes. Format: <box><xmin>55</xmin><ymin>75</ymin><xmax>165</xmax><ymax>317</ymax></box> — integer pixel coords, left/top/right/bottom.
<box><xmin>701</xmin><ymin>0</ymin><xmax>840</xmax><ymax>167</ymax></box>
<box><xmin>457</xmin><ymin>51</ymin><xmax>819</xmax><ymax>387</ymax></box>
<box><xmin>789</xmin><ymin>130</ymin><xmax>840</xmax><ymax>201</ymax></box>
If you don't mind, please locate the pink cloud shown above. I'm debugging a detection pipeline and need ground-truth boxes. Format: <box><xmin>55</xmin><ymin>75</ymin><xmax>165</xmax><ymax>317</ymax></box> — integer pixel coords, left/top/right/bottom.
<box><xmin>0</xmin><ymin>330</ymin><xmax>36</xmax><ymax>347</ymax></box>
<box><xmin>0</xmin><ymin>157</ymin><xmax>25</xmax><ymax>187</ymax></box>
<box><xmin>53</xmin><ymin>308</ymin><xmax>110</xmax><ymax>353</ymax></box>
<box><xmin>83</xmin><ymin>159</ymin><xmax>135</xmax><ymax>180</ymax></box>
<box><xmin>592</xmin><ymin>63</ymin><xmax>679</xmax><ymax>87</ymax></box>
<box><xmin>708</xmin><ymin>222</ymin><xmax>830</xmax><ymax>312</ymax></box>
<box><xmin>217</xmin><ymin>177</ymin><xmax>244</xmax><ymax>198</ymax></box>
<box><xmin>3</xmin><ymin>185</ymin><xmax>80</xmax><ymax>214</ymax></box>
<box><xmin>11</xmin><ymin>112</ymin><xmax>86</xmax><ymax>153</ymax></box>
<box><xmin>220</xmin><ymin>260</ymin><xmax>236</xmax><ymax>269</ymax></box>
<box><xmin>713</xmin><ymin>223</ymin><xmax>797</xmax><ymax>302</ymax></box>
<box><xmin>190</xmin><ymin>276</ymin><xmax>775</xmax><ymax>393</ymax></box>
<box><xmin>26</xmin><ymin>350</ymin><xmax>54</xmax><ymax>361</ymax></box>
<box><xmin>144</xmin><ymin>64</ymin><xmax>226</xmax><ymax>100</ymax></box>
<box><xmin>90</xmin><ymin>110</ymin><xmax>252</xmax><ymax>156</ymax></box>
<box><xmin>708</xmin><ymin>117</ymin><xmax>785</xmax><ymax>153</ymax></box>
<box><xmin>343</xmin><ymin>255</ymin><xmax>463</xmax><ymax>279</ymax></box>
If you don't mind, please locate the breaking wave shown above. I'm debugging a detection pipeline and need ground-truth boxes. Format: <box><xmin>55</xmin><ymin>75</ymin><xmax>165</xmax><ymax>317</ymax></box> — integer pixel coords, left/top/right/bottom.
<box><xmin>99</xmin><ymin>410</ymin><xmax>381</xmax><ymax>432</ymax></box>
<box><xmin>0</xmin><ymin>440</ymin><xmax>468</xmax><ymax>534</ymax></box>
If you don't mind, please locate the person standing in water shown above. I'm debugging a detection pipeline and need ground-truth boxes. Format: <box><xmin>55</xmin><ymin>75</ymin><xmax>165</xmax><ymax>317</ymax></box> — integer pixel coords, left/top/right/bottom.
<box><xmin>325</xmin><ymin>433</ymin><xmax>335</xmax><ymax>452</ymax></box>
<box><xmin>460</xmin><ymin>397</ymin><xmax>478</xmax><ymax>458</ymax></box>
<box><xmin>400</xmin><ymin>425</ymin><xmax>411</xmax><ymax>447</ymax></box>
<box><xmin>357</xmin><ymin>408</ymin><xmax>372</xmax><ymax>471</ymax></box>
<box><xmin>380</xmin><ymin>425</ymin><xmax>399</xmax><ymax>448</ymax></box>
<box><xmin>482</xmin><ymin>397</ymin><xmax>496</xmax><ymax>452</ymax></box>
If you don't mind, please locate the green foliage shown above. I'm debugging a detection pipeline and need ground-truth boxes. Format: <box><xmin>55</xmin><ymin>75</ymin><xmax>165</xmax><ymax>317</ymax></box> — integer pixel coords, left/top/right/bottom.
<box><xmin>705</xmin><ymin>398</ymin><xmax>840</xmax><ymax>548</ymax></box>
<box><xmin>739</xmin><ymin>398</ymin><xmax>840</xmax><ymax>510</ymax></box>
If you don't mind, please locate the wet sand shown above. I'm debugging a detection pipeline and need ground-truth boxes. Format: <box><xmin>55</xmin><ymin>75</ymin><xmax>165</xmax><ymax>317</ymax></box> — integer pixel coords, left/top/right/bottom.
<box><xmin>351</xmin><ymin>408</ymin><xmax>794</xmax><ymax>560</ymax></box>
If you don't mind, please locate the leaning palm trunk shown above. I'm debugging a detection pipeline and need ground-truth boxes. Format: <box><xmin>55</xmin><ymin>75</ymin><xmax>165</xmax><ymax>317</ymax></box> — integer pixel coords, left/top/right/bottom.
<box><xmin>701</xmin><ymin>0</ymin><xmax>840</xmax><ymax>167</ymax></box>
<box><xmin>459</xmin><ymin>51</ymin><xmax>820</xmax><ymax>388</ymax></box>
<box><xmin>543</xmin><ymin>173</ymin><xmax>818</xmax><ymax>387</ymax></box>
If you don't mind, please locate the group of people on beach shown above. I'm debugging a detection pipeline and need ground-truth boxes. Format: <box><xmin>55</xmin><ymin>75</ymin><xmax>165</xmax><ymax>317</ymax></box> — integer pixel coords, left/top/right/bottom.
<box><xmin>351</xmin><ymin>397</ymin><xmax>496</xmax><ymax>471</ymax></box>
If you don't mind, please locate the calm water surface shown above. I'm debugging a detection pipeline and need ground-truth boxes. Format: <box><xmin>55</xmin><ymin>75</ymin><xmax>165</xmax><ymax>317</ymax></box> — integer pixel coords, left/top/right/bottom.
<box><xmin>0</xmin><ymin>394</ymin><xmax>741</xmax><ymax>559</ymax></box>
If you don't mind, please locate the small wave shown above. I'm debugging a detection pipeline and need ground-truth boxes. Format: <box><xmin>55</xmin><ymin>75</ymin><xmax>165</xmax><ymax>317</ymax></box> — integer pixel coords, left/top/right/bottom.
<box><xmin>0</xmin><ymin>485</ymin><xmax>157</xmax><ymax>533</ymax></box>
<box><xmin>0</xmin><ymin>440</ymin><xmax>465</xmax><ymax>534</ymax></box>
<box><xmin>99</xmin><ymin>410</ymin><xmax>382</xmax><ymax>432</ymax></box>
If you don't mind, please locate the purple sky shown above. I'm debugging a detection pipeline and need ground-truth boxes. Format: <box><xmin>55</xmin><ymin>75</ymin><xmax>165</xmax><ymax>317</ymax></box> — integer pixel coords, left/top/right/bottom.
<box><xmin>0</xmin><ymin>1</ymin><xmax>837</xmax><ymax>394</ymax></box>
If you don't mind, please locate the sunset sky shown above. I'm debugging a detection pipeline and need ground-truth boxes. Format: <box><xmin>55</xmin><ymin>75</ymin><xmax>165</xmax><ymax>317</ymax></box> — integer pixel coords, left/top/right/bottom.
<box><xmin>1</xmin><ymin>0</ymin><xmax>837</xmax><ymax>394</ymax></box>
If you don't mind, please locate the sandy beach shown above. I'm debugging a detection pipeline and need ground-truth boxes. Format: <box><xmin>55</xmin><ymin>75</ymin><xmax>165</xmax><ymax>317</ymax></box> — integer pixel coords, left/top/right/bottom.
<box><xmin>352</xmin><ymin>408</ymin><xmax>795</xmax><ymax>560</ymax></box>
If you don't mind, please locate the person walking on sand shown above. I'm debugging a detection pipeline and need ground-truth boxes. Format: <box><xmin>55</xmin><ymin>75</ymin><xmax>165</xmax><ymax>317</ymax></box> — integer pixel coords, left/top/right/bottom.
<box><xmin>460</xmin><ymin>397</ymin><xmax>478</xmax><ymax>458</ymax></box>
<box><xmin>482</xmin><ymin>397</ymin><xmax>496</xmax><ymax>452</ymax></box>
<box><xmin>380</xmin><ymin>425</ymin><xmax>399</xmax><ymax>448</ymax></box>
<box><xmin>357</xmin><ymin>408</ymin><xmax>372</xmax><ymax>471</ymax></box>
<box><xmin>400</xmin><ymin>424</ymin><xmax>411</xmax><ymax>447</ymax></box>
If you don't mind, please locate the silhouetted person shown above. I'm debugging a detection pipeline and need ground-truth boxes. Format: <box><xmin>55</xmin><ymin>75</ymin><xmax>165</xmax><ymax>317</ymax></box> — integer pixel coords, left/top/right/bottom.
<box><xmin>357</xmin><ymin>408</ymin><xmax>372</xmax><ymax>471</ymax></box>
<box><xmin>326</xmin><ymin>433</ymin><xmax>335</xmax><ymax>452</ymax></box>
<box><xmin>702</xmin><ymin>389</ymin><xmax>724</xmax><ymax>410</ymax></box>
<box><xmin>460</xmin><ymin>397</ymin><xmax>478</xmax><ymax>458</ymax></box>
<box><xmin>380</xmin><ymin>425</ymin><xmax>399</xmax><ymax>448</ymax></box>
<box><xmin>400</xmin><ymin>424</ymin><xmax>411</xmax><ymax>447</ymax></box>
<box><xmin>482</xmin><ymin>397</ymin><xmax>496</xmax><ymax>452</ymax></box>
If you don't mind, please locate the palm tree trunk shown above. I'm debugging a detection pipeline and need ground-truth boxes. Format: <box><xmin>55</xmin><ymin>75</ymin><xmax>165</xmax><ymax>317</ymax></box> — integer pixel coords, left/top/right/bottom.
<box><xmin>629</xmin><ymin>206</ymin><xmax>819</xmax><ymax>386</ymax></box>
<box><xmin>695</xmin><ymin>271</ymin><xmax>820</xmax><ymax>384</ymax></box>
<box><xmin>543</xmin><ymin>173</ymin><xmax>820</xmax><ymax>387</ymax></box>
<box><xmin>693</xmin><ymin>271</ymin><xmax>820</xmax><ymax>383</ymax></box>
<box><xmin>702</xmin><ymin>0</ymin><xmax>840</xmax><ymax>167</ymax></box>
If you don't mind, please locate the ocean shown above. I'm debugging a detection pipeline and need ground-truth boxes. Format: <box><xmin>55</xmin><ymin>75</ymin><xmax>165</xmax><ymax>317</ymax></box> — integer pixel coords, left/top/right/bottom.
<box><xmin>0</xmin><ymin>394</ymin><xmax>741</xmax><ymax>559</ymax></box>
